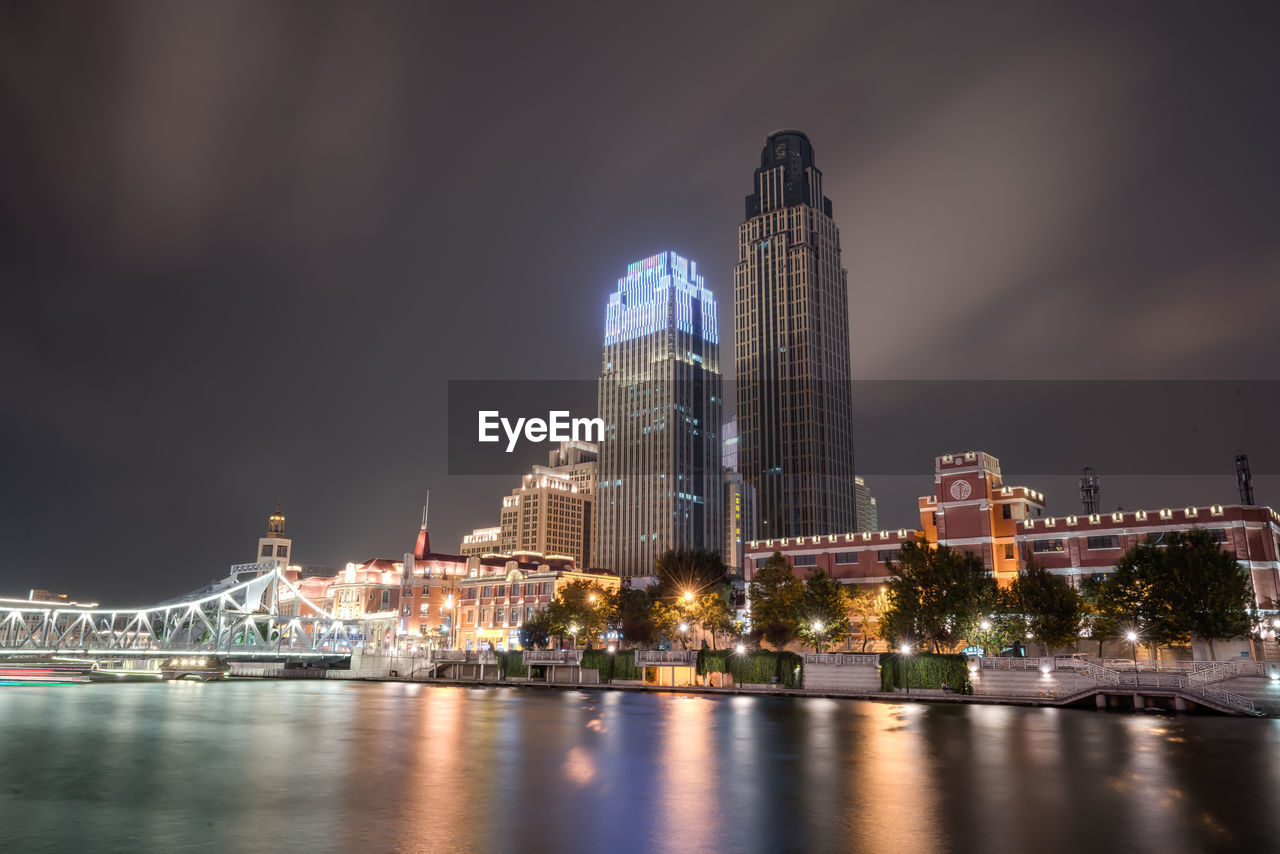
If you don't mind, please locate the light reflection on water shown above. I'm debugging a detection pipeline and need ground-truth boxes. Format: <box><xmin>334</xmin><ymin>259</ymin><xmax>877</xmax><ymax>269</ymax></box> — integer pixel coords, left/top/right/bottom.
<box><xmin>1</xmin><ymin>681</ymin><xmax>1278</xmax><ymax>853</ymax></box>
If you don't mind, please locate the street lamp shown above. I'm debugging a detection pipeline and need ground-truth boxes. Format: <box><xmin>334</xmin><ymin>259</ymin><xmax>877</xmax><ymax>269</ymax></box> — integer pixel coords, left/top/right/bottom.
<box><xmin>900</xmin><ymin>643</ymin><xmax>913</xmax><ymax>695</ymax></box>
<box><xmin>569</xmin><ymin>624</ymin><xmax>580</xmax><ymax>650</ymax></box>
<box><xmin>811</xmin><ymin>620</ymin><xmax>824</xmax><ymax>653</ymax></box>
<box><xmin>734</xmin><ymin>644</ymin><xmax>745</xmax><ymax>655</ymax></box>
<box><xmin>1125</xmin><ymin>630</ymin><xmax>1139</xmax><ymax>668</ymax></box>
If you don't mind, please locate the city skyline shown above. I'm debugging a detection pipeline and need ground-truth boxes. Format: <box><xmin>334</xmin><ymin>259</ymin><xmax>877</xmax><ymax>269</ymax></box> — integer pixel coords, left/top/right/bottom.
<box><xmin>3</xmin><ymin>3</ymin><xmax>1280</xmax><ymax>601</ymax></box>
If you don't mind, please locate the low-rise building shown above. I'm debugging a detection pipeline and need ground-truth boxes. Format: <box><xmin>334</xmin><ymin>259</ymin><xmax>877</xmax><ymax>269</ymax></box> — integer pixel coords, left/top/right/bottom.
<box><xmin>1021</xmin><ymin>504</ymin><xmax>1280</xmax><ymax>606</ymax></box>
<box><xmin>745</xmin><ymin>449</ymin><xmax>1280</xmax><ymax>610</ymax></box>
<box><xmin>454</xmin><ymin>559</ymin><xmax>619</xmax><ymax>651</ymax></box>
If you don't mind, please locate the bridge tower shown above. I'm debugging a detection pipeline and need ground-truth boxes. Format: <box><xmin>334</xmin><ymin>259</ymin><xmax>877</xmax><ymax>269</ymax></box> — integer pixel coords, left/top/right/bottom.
<box><xmin>257</xmin><ymin>505</ymin><xmax>292</xmax><ymax>573</ymax></box>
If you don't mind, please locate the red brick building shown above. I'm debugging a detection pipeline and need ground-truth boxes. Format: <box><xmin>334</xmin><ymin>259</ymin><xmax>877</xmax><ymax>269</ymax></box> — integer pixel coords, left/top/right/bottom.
<box><xmin>746</xmin><ymin>450</ymin><xmax>1280</xmax><ymax>609</ymax></box>
<box><xmin>1021</xmin><ymin>504</ymin><xmax>1280</xmax><ymax>606</ymax></box>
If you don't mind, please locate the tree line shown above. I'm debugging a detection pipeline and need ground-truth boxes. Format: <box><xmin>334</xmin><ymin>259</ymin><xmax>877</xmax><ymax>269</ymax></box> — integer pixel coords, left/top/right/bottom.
<box><xmin>516</xmin><ymin>528</ymin><xmax>1258</xmax><ymax>661</ymax></box>
<box><xmin>856</xmin><ymin>529</ymin><xmax>1256</xmax><ymax>660</ymax></box>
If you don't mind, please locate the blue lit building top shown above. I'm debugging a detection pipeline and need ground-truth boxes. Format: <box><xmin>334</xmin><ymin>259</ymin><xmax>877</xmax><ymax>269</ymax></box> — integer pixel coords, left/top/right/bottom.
<box><xmin>603</xmin><ymin>251</ymin><xmax>718</xmax><ymax>346</ymax></box>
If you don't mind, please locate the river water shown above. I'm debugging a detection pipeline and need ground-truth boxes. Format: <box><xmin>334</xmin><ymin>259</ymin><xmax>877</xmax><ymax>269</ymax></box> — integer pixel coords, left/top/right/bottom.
<box><xmin>1</xmin><ymin>680</ymin><xmax>1278</xmax><ymax>853</ymax></box>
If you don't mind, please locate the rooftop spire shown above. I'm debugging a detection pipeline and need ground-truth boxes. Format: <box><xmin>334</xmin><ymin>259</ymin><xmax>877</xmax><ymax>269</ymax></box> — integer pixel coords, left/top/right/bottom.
<box><xmin>414</xmin><ymin>490</ymin><xmax>432</xmax><ymax>561</ymax></box>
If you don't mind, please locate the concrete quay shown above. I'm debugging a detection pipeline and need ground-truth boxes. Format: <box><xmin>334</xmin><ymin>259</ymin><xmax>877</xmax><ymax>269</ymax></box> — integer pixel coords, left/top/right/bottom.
<box><xmin>229</xmin><ymin>651</ymin><xmax>1280</xmax><ymax>717</ymax></box>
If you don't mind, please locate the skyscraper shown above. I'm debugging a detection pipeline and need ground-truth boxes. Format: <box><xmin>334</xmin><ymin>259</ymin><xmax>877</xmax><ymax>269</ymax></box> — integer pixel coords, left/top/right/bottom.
<box><xmin>596</xmin><ymin>251</ymin><xmax>722</xmax><ymax>577</ymax></box>
<box><xmin>734</xmin><ymin>129</ymin><xmax>860</xmax><ymax>539</ymax></box>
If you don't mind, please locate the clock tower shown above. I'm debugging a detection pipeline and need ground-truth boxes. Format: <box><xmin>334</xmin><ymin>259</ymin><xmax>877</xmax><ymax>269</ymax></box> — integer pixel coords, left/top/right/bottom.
<box><xmin>256</xmin><ymin>505</ymin><xmax>292</xmax><ymax>574</ymax></box>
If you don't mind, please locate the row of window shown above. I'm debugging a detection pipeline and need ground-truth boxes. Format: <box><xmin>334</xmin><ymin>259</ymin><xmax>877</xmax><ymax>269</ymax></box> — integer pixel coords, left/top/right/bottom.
<box><xmin>792</xmin><ymin>549</ymin><xmax>901</xmax><ymax>567</ymax></box>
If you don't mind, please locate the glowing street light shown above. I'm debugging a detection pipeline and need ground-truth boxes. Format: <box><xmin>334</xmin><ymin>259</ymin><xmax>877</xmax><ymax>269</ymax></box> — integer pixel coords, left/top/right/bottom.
<box><xmin>899</xmin><ymin>643</ymin><xmax>914</xmax><ymax>695</ymax></box>
<box><xmin>1125</xmin><ymin>630</ymin><xmax>1139</xmax><ymax>667</ymax></box>
<box><xmin>734</xmin><ymin>644</ymin><xmax>745</xmax><ymax>655</ymax></box>
<box><xmin>979</xmin><ymin>620</ymin><xmax>991</xmax><ymax>632</ymax></box>
<box><xmin>683</xmin><ymin>591</ymin><xmax>695</xmax><ymax>604</ymax></box>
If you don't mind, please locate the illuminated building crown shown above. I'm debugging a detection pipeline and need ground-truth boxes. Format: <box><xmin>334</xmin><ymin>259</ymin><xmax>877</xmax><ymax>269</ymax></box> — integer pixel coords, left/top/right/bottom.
<box><xmin>603</xmin><ymin>251</ymin><xmax>718</xmax><ymax>346</ymax></box>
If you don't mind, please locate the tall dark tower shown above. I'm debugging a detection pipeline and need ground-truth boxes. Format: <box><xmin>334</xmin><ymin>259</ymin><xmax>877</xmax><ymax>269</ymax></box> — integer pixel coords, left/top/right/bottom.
<box><xmin>734</xmin><ymin>130</ymin><xmax>860</xmax><ymax>539</ymax></box>
<box><xmin>1080</xmin><ymin>467</ymin><xmax>1100</xmax><ymax>515</ymax></box>
<box><xmin>1237</xmin><ymin>454</ymin><xmax>1255</xmax><ymax>505</ymax></box>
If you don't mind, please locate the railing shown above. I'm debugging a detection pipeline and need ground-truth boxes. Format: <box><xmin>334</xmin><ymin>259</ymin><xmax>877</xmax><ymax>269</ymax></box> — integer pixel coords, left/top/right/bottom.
<box><xmin>979</xmin><ymin>657</ymin><xmax>1046</xmax><ymax>671</ymax></box>
<box><xmin>1187</xmin><ymin>660</ymin><xmax>1237</xmax><ymax>687</ymax></box>
<box><xmin>1076</xmin><ymin>660</ymin><xmax>1121</xmax><ymax>685</ymax></box>
<box><xmin>523</xmin><ymin>649</ymin><xmax>583</xmax><ymax>665</ymax></box>
<box><xmin>972</xmin><ymin>676</ymin><xmax>1092</xmax><ymax>700</ymax></box>
<box><xmin>804</xmin><ymin>653</ymin><xmax>880</xmax><ymax>666</ymax></box>
<box><xmin>431</xmin><ymin>649</ymin><xmax>496</xmax><ymax>663</ymax></box>
<box><xmin>1187</xmin><ymin>683</ymin><xmax>1256</xmax><ymax>714</ymax></box>
<box><xmin>1116</xmin><ymin>672</ymin><xmax>1187</xmax><ymax>690</ymax></box>
<box><xmin>634</xmin><ymin>649</ymin><xmax>697</xmax><ymax>665</ymax></box>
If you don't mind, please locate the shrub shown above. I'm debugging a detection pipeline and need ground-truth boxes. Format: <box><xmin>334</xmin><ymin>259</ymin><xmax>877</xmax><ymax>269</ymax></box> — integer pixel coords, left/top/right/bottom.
<box><xmin>878</xmin><ymin>652</ymin><xmax>971</xmax><ymax>694</ymax></box>
<box><xmin>499</xmin><ymin>651</ymin><xmax>526</xmax><ymax>678</ymax></box>
<box><xmin>696</xmin><ymin>649</ymin><xmax>802</xmax><ymax>688</ymax></box>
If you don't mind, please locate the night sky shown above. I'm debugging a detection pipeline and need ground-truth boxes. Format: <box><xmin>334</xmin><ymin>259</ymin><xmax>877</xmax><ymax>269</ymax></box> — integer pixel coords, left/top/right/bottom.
<box><xmin>3</xmin><ymin>2</ymin><xmax>1278</xmax><ymax>603</ymax></box>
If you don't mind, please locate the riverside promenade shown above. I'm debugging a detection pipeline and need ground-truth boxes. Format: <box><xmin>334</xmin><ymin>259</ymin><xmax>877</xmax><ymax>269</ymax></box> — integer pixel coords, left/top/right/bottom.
<box><xmin>230</xmin><ymin>649</ymin><xmax>1280</xmax><ymax>717</ymax></box>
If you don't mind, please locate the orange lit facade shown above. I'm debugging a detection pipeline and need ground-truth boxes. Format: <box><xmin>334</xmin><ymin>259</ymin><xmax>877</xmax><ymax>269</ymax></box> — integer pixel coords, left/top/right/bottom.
<box><xmin>398</xmin><ymin>551</ymin><xmax>469</xmax><ymax>645</ymax></box>
<box><xmin>455</xmin><ymin>560</ymin><xmax>620</xmax><ymax>650</ymax></box>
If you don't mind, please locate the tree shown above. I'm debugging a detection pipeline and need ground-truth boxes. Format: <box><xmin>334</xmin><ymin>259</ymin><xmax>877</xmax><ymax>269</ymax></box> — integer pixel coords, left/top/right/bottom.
<box><xmin>1084</xmin><ymin>529</ymin><xmax>1254</xmax><ymax>660</ymax></box>
<box><xmin>794</xmin><ymin>570</ymin><xmax>851</xmax><ymax>652</ymax></box>
<box><xmin>748</xmin><ymin>552</ymin><xmax>803</xmax><ymax>649</ymax></box>
<box><xmin>545</xmin><ymin>580</ymin><xmax>610</xmax><ymax>646</ymax></box>
<box><xmin>616</xmin><ymin>586</ymin><xmax>658</xmax><ymax>646</ymax></box>
<box><xmin>652</xmin><ymin>549</ymin><xmax>730</xmax><ymax>600</ymax></box>
<box><xmin>693</xmin><ymin>592</ymin><xmax>734</xmax><ymax>650</ymax></box>
<box><xmin>650</xmin><ymin>600</ymin><xmax>687</xmax><ymax>648</ymax></box>
<box><xmin>845</xmin><ymin>586</ymin><xmax>883</xmax><ymax>652</ymax></box>
<box><xmin>1009</xmin><ymin>562</ymin><xmax>1084</xmax><ymax>656</ymax></box>
<box><xmin>1159</xmin><ymin>529</ymin><xmax>1254</xmax><ymax>660</ymax></box>
<box><xmin>1081</xmin><ymin>562</ymin><xmax>1147</xmax><ymax>657</ymax></box>
<box><xmin>518</xmin><ymin>608</ymin><xmax>553</xmax><ymax>649</ymax></box>
<box><xmin>880</xmin><ymin>542</ymin><xmax>998</xmax><ymax>652</ymax></box>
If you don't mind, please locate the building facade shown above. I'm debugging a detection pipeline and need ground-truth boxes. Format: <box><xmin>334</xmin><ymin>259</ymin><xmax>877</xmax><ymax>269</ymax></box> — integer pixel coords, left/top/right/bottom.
<box><xmin>722</xmin><ymin>470</ymin><xmax>757</xmax><ymax>575</ymax></box>
<box><xmin>596</xmin><ymin>251</ymin><xmax>722</xmax><ymax>577</ymax></box>
<box><xmin>1021</xmin><ymin>504</ymin><xmax>1280</xmax><ymax>607</ymax></box>
<box><xmin>744</xmin><ymin>449</ymin><xmax>1280</xmax><ymax>611</ymax></box>
<box><xmin>855</xmin><ymin>476</ymin><xmax>878</xmax><ymax>534</ymax></box>
<box><xmin>498</xmin><ymin>468</ymin><xmax>593</xmax><ymax>568</ymax></box>
<box><xmin>734</xmin><ymin>130</ymin><xmax>860</xmax><ymax>541</ymax></box>
<box><xmin>460</xmin><ymin>526</ymin><xmax>502</xmax><ymax>558</ymax></box>
<box><xmin>454</xmin><ymin>559</ymin><xmax>620</xmax><ymax>650</ymax></box>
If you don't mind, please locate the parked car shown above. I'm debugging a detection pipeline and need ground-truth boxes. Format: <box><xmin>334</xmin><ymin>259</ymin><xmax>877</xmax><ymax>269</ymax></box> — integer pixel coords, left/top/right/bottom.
<box><xmin>1053</xmin><ymin>654</ymin><xmax>1090</xmax><ymax>670</ymax></box>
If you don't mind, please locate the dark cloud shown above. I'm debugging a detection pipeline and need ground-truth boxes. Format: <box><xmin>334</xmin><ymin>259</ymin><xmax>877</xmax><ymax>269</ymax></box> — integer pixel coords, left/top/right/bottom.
<box><xmin>1</xmin><ymin>1</ymin><xmax>1277</xmax><ymax>602</ymax></box>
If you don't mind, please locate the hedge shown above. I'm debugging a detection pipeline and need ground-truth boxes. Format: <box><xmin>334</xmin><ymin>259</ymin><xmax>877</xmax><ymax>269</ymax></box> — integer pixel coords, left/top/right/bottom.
<box><xmin>574</xmin><ymin>649</ymin><xmax>639</xmax><ymax>683</ymax></box>
<box><xmin>498</xmin><ymin>651</ymin><xmax>526</xmax><ymax>678</ymax></box>
<box><xmin>697</xmin><ymin>649</ymin><xmax>803</xmax><ymax>688</ymax></box>
<box><xmin>878</xmin><ymin>652</ymin><xmax>971</xmax><ymax>694</ymax></box>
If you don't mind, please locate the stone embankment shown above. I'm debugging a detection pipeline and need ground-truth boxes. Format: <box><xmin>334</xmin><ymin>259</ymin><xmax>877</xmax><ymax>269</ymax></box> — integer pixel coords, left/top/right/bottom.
<box><xmin>229</xmin><ymin>650</ymin><xmax>1280</xmax><ymax>717</ymax></box>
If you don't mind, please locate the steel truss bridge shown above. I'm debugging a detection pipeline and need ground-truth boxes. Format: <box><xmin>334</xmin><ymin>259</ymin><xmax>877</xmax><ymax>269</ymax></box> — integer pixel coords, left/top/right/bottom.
<box><xmin>0</xmin><ymin>569</ymin><xmax>377</xmax><ymax>661</ymax></box>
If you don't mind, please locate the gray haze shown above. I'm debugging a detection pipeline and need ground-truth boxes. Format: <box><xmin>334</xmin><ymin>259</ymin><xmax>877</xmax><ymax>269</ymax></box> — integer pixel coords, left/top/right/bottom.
<box><xmin>2</xmin><ymin>2</ymin><xmax>1277</xmax><ymax>602</ymax></box>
